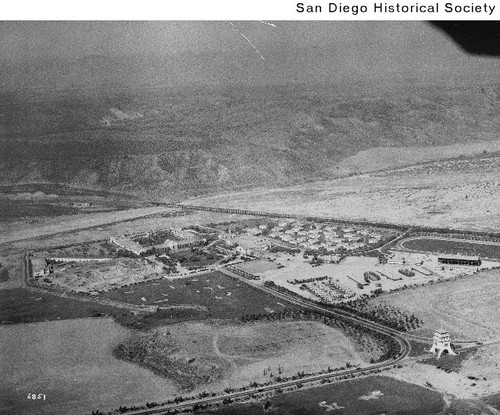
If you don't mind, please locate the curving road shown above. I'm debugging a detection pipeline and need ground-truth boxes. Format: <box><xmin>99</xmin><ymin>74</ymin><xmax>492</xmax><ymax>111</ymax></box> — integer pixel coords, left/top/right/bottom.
<box><xmin>219</xmin><ymin>268</ymin><xmax>412</xmax><ymax>356</ymax></box>
<box><xmin>120</xmin><ymin>267</ymin><xmax>412</xmax><ymax>415</ymax></box>
<box><xmin>395</xmin><ymin>235</ymin><xmax>500</xmax><ymax>261</ymax></box>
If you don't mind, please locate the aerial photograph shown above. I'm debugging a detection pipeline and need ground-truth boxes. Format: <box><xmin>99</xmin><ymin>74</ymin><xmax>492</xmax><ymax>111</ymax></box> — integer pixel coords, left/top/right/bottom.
<box><xmin>1</xmin><ymin>20</ymin><xmax>500</xmax><ymax>415</ymax></box>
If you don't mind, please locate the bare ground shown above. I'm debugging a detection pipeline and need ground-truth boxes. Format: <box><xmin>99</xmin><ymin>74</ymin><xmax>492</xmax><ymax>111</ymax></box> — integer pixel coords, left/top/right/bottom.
<box><xmin>114</xmin><ymin>320</ymin><xmax>365</xmax><ymax>393</ymax></box>
<box><xmin>0</xmin><ymin>318</ymin><xmax>177</xmax><ymax>415</ymax></box>
<box><xmin>369</xmin><ymin>269</ymin><xmax>500</xmax><ymax>342</ymax></box>
<box><xmin>185</xmin><ymin>155</ymin><xmax>500</xmax><ymax>232</ymax></box>
<box><xmin>388</xmin><ymin>353</ymin><xmax>500</xmax><ymax>405</ymax></box>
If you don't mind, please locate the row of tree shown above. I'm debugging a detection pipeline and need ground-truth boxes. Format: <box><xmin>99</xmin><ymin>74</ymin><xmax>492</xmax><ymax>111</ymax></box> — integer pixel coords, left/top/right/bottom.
<box><xmin>332</xmin><ymin>297</ymin><xmax>423</xmax><ymax>332</ymax></box>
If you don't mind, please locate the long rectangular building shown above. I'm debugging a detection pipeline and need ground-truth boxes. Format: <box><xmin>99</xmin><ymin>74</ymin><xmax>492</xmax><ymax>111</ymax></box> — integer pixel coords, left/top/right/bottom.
<box><xmin>438</xmin><ymin>255</ymin><xmax>481</xmax><ymax>266</ymax></box>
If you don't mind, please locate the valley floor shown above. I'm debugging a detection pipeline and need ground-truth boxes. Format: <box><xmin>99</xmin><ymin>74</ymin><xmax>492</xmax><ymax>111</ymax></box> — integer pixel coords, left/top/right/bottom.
<box><xmin>185</xmin><ymin>156</ymin><xmax>500</xmax><ymax>232</ymax></box>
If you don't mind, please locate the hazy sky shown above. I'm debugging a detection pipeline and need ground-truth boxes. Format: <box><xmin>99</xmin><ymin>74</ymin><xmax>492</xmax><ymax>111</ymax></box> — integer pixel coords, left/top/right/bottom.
<box><xmin>0</xmin><ymin>21</ymin><xmax>460</xmax><ymax>59</ymax></box>
<box><xmin>1</xmin><ymin>21</ymin><xmax>499</xmax><ymax>89</ymax></box>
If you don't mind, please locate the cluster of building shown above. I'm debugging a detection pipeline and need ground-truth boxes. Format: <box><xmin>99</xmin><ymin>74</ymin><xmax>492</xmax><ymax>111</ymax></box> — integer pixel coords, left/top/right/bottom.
<box><xmin>109</xmin><ymin>229</ymin><xmax>207</xmax><ymax>256</ymax></box>
<box><xmin>245</xmin><ymin>221</ymin><xmax>385</xmax><ymax>253</ymax></box>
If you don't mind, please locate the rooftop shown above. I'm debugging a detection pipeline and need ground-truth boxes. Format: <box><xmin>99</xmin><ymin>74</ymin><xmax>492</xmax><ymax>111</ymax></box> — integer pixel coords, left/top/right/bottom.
<box><xmin>437</xmin><ymin>254</ymin><xmax>480</xmax><ymax>261</ymax></box>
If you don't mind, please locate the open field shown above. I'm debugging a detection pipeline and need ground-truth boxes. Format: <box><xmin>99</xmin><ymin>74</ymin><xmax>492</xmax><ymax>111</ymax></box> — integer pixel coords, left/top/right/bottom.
<box><xmin>0</xmin><ymin>282</ymin><xmax>288</xmax><ymax>331</ymax></box>
<box><xmin>0</xmin><ymin>206</ymin><xmax>174</xmax><ymax>245</ymax></box>
<box><xmin>0</xmin><ymin>183</ymin><xmax>141</xmax><ymax>199</ymax></box>
<box><xmin>388</xmin><ymin>343</ymin><xmax>500</xmax><ymax>408</ymax></box>
<box><xmin>186</xmin><ymin>155</ymin><xmax>500</xmax><ymax>232</ymax></box>
<box><xmin>368</xmin><ymin>269</ymin><xmax>500</xmax><ymax>341</ymax></box>
<box><xmin>0</xmin><ymin>318</ymin><xmax>177</xmax><ymax>415</ymax></box>
<box><xmin>399</xmin><ymin>237</ymin><xmax>500</xmax><ymax>260</ymax></box>
<box><xmin>0</xmin><ymin>184</ymin><xmax>146</xmax><ymax>222</ymax></box>
<box><xmin>386</xmin><ymin>362</ymin><xmax>500</xmax><ymax>413</ymax></box>
<box><xmin>455</xmin><ymin>344</ymin><xmax>500</xmax><ymax>396</ymax></box>
<box><xmin>216</xmin><ymin>320</ymin><xmax>367</xmax><ymax>387</ymax></box>
<box><xmin>337</xmin><ymin>142</ymin><xmax>500</xmax><ymax>176</ymax></box>
<box><xmin>0</xmin><ymin>288</ymin><xmax>131</xmax><ymax>324</ymax></box>
<box><xmin>0</xmin><ymin>199</ymin><xmax>77</xmax><ymax>221</ymax></box>
<box><xmin>114</xmin><ymin>320</ymin><xmax>365</xmax><ymax>393</ymax></box>
<box><xmin>101</xmin><ymin>271</ymin><xmax>291</xmax><ymax>324</ymax></box>
<box><xmin>199</xmin><ymin>375</ymin><xmax>445</xmax><ymax>415</ymax></box>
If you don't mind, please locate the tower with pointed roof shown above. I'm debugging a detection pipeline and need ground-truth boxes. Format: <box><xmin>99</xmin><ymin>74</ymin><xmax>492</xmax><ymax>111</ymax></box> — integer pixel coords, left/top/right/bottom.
<box><xmin>429</xmin><ymin>328</ymin><xmax>457</xmax><ymax>358</ymax></box>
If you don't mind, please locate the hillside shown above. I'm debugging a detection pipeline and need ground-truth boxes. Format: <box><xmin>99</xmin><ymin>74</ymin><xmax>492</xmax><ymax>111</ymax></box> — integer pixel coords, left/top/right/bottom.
<box><xmin>1</xmin><ymin>81</ymin><xmax>500</xmax><ymax>201</ymax></box>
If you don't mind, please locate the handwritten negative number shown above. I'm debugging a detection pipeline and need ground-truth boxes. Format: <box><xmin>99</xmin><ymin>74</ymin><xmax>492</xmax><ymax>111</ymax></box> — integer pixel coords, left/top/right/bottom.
<box><xmin>27</xmin><ymin>393</ymin><xmax>46</xmax><ymax>400</ymax></box>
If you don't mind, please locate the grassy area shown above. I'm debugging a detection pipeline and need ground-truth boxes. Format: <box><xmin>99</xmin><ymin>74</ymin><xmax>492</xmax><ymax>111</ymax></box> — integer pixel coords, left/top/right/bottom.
<box><xmin>484</xmin><ymin>393</ymin><xmax>500</xmax><ymax>411</ymax></box>
<box><xmin>0</xmin><ymin>199</ymin><xmax>77</xmax><ymax>222</ymax></box>
<box><xmin>113</xmin><ymin>319</ymin><xmax>366</xmax><ymax>393</ymax></box>
<box><xmin>114</xmin><ymin>324</ymin><xmax>230</xmax><ymax>391</ymax></box>
<box><xmin>198</xmin><ymin>376</ymin><xmax>444</xmax><ymax>415</ymax></box>
<box><xmin>102</xmin><ymin>272</ymin><xmax>295</xmax><ymax>328</ymax></box>
<box><xmin>407</xmin><ymin>340</ymin><xmax>430</xmax><ymax>357</ymax></box>
<box><xmin>401</xmin><ymin>238</ymin><xmax>500</xmax><ymax>259</ymax></box>
<box><xmin>0</xmin><ymin>267</ymin><xmax>9</xmax><ymax>283</ymax></box>
<box><xmin>445</xmin><ymin>398</ymin><xmax>500</xmax><ymax>415</ymax></box>
<box><xmin>0</xmin><ymin>288</ymin><xmax>130</xmax><ymax>324</ymax></box>
<box><xmin>0</xmin><ymin>318</ymin><xmax>178</xmax><ymax>415</ymax></box>
<box><xmin>420</xmin><ymin>350</ymin><xmax>476</xmax><ymax>373</ymax></box>
<box><xmin>0</xmin><ymin>286</ymin><xmax>244</xmax><ymax>329</ymax></box>
<box><xmin>0</xmin><ymin>287</ymin><xmax>218</xmax><ymax>330</ymax></box>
